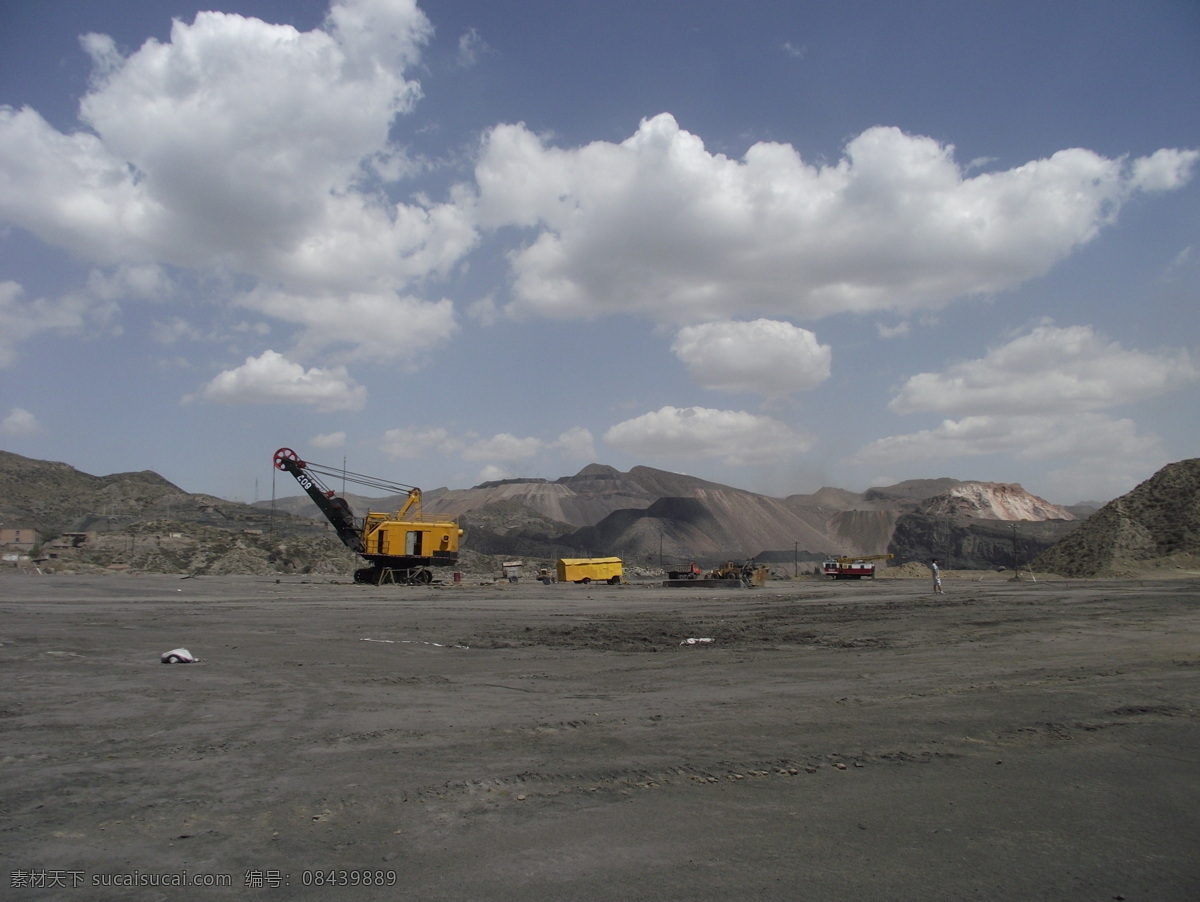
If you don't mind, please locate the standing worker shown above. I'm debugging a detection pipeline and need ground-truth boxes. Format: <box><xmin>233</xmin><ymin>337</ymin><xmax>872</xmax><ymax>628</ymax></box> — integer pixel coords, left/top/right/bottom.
<box><xmin>930</xmin><ymin>558</ymin><xmax>944</xmax><ymax>594</ymax></box>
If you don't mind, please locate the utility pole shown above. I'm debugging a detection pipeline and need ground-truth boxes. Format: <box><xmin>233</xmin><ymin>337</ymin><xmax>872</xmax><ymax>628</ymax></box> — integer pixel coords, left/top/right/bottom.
<box><xmin>793</xmin><ymin>541</ymin><xmax>799</xmax><ymax>579</ymax></box>
<box><xmin>1010</xmin><ymin>524</ymin><xmax>1021</xmax><ymax>581</ymax></box>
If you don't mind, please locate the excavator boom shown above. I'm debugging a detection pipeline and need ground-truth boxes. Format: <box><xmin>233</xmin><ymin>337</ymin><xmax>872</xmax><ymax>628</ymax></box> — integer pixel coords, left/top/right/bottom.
<box><xmin>273</xmin><ymin>448</ymin><xmax>363</xmax><ymax>553</ymax></box>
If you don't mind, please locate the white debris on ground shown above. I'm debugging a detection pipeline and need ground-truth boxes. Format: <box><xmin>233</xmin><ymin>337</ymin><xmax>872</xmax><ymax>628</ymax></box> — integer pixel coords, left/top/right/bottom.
<box><xmin>361</xmin><ymin>638</ymin><xmax>471</xmax><ymax>650</ymax></box>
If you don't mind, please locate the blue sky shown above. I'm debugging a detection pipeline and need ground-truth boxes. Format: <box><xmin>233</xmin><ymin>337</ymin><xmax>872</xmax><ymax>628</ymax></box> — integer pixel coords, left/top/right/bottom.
<box><xmin>1</xmin><ymin>0</ymin><xmax>1197</xmax><ymax>506</ymax></box>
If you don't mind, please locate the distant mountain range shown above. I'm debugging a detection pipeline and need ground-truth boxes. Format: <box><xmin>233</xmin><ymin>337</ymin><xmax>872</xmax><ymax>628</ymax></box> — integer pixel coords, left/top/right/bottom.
<box><xmin>261</xmin><ymin>460</ymin><xmax>1093</xmax><ymax>570</ymax></box>
<box><xmin>0</xmin><ymin>449</ymin><xmax>344</xmax><ymax>576</ymax></box>
<box><xmin>0</xmin><ymin>449</ymin><xmax>1125</xmax><ymax>574</ymax></box>
<box><xmin>7</xmin><ymin>449</ymin><xmax>1195</xmax><ymax>578</ymax></box>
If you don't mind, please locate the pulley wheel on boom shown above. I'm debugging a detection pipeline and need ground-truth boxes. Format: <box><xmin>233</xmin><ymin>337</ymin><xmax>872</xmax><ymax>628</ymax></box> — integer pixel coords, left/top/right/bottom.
<box><xmin>273</xmin><ymin>447</ymin><xmax>301</xmax><ymax>470</ymax></box>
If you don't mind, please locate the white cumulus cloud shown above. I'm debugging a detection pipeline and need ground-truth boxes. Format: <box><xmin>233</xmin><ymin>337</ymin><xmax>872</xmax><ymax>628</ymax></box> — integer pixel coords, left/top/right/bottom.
<box><xmin>1129</xmin><ymin>148</ymin><xmax>1200</xmax><ymax>192</ymax></box>
<box><xmin>461</xmin><ymin>433</ymin><xmax>545</xmax><ymax>462</ymax></box>
<box><xmin>379</xmin><ymin>424</ymin><xmax>594</xmax><ymax>471</ymax></box>
<box><xmin>852</xmin><ymin>411</ymin><xmax>1164</xmax><ymax>503</ymax></box>
<box><xmin>0</xmin><ymin>0</ymin><xmax>472</xmax><ymax>367</ymax></box>
<box><xmin>854</xmin><ymin>323</ymin><xmax>1196</xmax><ymax>499</ymax></box>
<box><xmin>853</xmin><ymin>412</ymin><xmax>1159</xmax><ymax>464</ymax></box>
<box><xmin>671</xmin><ymin>319</ymin><xmax>831</xmax><ymax>395</ymax></box>
<box><xmin>379</xmin><ymin>426</ymin><xmax>460</xmax><ymax>459</ymax></box>
<box><xmin>1</xmin><ymin>407</ymin><xmax>44</xmax><ymax>437</ymax></box>
<box><xmin>554</xmin><ymin>426</ymin><xmax>596</xmax><ymax>460</ymax></box>
<box><xmin>475</xmin><ymin>114</ymin><xmax>1198</xmax><ymax>323</ymax></box>
<box><xmin>0</xmin><ymin>280</ymin><xmax>120</xmax><ymax>367</ymax></box>
<box><xmin>456</xmin><ymin>27</ymin><xmax>489</xmax><ymax>68</ymax></box>
<box><xmin>197</xmin><ymin>349</ymin><xmax>366</xmax><ymax>411</ymax></box>
<box><xmin>311</xmin><ymin>431</ymin><xmax>347</xmax><ymax>449</ymax></box>
<box><xmin>86</xmin><ymin>264</ymin><xmax>172</xmax><ymax>302</ymax></box>
<box><xmin>476</xmin><ymin>464</ymin><xmax>511</xmax><ymax>483</ymax></box>
<box><xmin>238</xmin><ymin>286</ymin><xmax>459</xmax><ymax>367</ymax></box>
<box><xmin>889</xmin><ymin>323</ymin><xmax>1198</xmax><ymax>416</ymax></box>
<box><xmin>604</xmin><ymin>405</ymin><xmax>809</xmax><ymax>466</ymax></box>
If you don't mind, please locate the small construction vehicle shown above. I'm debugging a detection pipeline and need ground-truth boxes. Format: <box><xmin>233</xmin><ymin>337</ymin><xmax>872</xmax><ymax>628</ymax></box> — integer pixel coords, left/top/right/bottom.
<box><xmin>822</xmin><ymin>554</ymin><xmax>894</xmax><ymax>579</ymax></box>
<box><xmin>667</xmin><ymin>562</ymin><xmax>702</xmax><ymax>580</ymax></box>
<box><xmin>557</xmin><ymin>557</ymin><xmax>623</xmax><ymax>584</ymax></box>
<box><xmin>273</xmin><ymin>448</ymin><xmax>463</xmax><ymax>585</ymax></box>
<box><xmin>709</xmin><ymin>560</ymin><xmax>769</xmax><ymax>586</ymax></box>
<box><xmin>663</xmin><ymin>559</ymin><xmax>767</xmax><ymax>588</ymax></box>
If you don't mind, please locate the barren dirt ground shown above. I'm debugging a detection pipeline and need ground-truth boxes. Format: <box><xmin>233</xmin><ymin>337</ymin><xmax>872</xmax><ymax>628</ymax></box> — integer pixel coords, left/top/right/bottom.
<box><xmin>1</xmin><ymin>573</ymin><xmax>1198</xmax><ymax>901</ymax></box>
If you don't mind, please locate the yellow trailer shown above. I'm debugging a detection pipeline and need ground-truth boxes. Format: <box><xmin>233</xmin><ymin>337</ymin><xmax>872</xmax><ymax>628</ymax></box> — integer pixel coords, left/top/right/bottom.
<box><xmin>557</xmin><ymin>557</ymin><xmax>623</xmax><ymax>585</ymax></box>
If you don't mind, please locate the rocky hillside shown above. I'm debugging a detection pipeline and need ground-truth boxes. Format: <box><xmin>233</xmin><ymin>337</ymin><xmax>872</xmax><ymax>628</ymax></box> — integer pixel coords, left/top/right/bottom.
<box><xmin>921</xmin><ymin>483</ymin><xmax>1075</xmax><ymax>521</ymax></box>
<box><xmin>1034</xmin><ymin>459</ymin><xmax>1200</xmax><ymax>577</ymax></box>
<box><xmin>55</xmin><ymin>524</ymin><xmax>357</xmax><ymax>577</ymax></box>
<box><xmin>0</xmin><ymin>450</ymin><xmax>187</xmax><ymax>530</ymax></box>
<box><xmin>0</xmin><ymin>450</ymin><xmax>351</xmax><ymax>576</ymax></box>
<box><xmin>0</xmin><ymin>450</ymin><xmax>324</xmax><ymax>536</ymax></box>
<box><xmin>887</xmin><ymin>482</ymin><xmax>1079</xmax><ymax>569</ymax></box>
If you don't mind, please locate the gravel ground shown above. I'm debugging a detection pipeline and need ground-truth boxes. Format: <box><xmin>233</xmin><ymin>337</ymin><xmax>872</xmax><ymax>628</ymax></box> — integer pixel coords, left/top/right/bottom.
<box><xmin>1</xmin><ymin>572</ymin><xmax>1198</xmax><ymax>900</ymax></box>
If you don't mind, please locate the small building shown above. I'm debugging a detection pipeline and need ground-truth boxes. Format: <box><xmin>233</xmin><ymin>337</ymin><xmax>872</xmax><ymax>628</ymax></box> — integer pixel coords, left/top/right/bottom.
<box><xmin>0</xmin><ymin>527</ymin><xmax>38</xmax><ymax>551</ymax></box>
<box><xmin>49</xmin><ymin>532</ymin><xmax>92</xmax><ymax>549</ymax></box>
